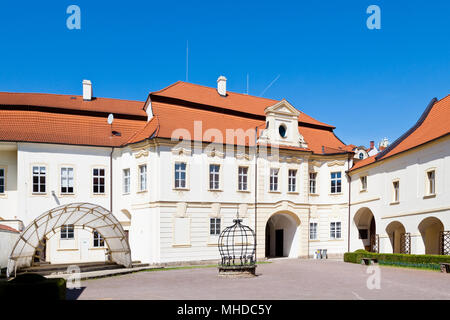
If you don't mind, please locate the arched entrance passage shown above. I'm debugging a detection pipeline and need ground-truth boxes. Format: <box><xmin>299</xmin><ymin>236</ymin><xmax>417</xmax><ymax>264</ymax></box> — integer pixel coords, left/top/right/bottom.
<box><xmin>354</xmin><ymin>207</ymin><xmax>377</xmax><ymax>252</ymax></box>
<box><xmin>265</xmin><ymin>211</ymin><xmax>300</xmax><ymax>258</ymax></box>
<box><xmin>7</xmin><ymin>203</ymin><xmax>131</xmax><ymax>277</ymax></box>
<box><xmin>386</xmin><ymin>221</ymin><xmax>408</xmax><ymax>253</ymax></box>
<box><xmin>418</xmin><ymin>217</ymin><xmax>444</xmax><ymax>255</ymax></box>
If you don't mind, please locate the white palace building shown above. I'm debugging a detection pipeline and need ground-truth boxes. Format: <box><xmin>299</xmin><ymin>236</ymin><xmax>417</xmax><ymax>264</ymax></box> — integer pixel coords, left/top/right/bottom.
<box><xmin>0</xmin><ymin>77</ymin><xmax>448</xmax><ymax>273</ymax></box>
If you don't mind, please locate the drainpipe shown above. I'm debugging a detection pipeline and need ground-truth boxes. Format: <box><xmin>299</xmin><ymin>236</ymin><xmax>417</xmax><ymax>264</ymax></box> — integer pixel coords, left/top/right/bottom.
<box><xmin>110</xmin><ymin>147</ymin><xmax>114</xmax><ymax>213</ymax></box>
<box><xmin>254</xmin><ymin>127</ymin><xmax>258</xmax><ymax>262</ymax></box>
<box><xmin>346</xmin><ymin>154</ymin><xmax>352</xmax><ymax>253</ymax></box>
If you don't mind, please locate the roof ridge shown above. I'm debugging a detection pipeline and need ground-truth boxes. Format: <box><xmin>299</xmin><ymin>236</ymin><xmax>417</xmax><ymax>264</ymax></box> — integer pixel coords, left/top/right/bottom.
<box><xmin>0</xmin><ymin>91</ymin><xmax>144</xmax><ymax>103</ymax></box>
<box><xmin>152</xmin><ymin>80</ymin><xmax>280</xmax><ymax>103</ymax></box>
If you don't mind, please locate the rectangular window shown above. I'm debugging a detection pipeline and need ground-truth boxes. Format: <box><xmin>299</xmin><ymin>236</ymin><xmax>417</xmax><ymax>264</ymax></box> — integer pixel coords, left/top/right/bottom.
<box><xmin>427</xmin><ymin>170</ymin><xmax>435</xmax><ymax>195</ymax></box>
<box><xmin>360</xmin><ymin>176</ymin><xmax>367</xmax><ymax>191</ymax></box>
<box><xmin>175</xmin><ymin>162</ymin><xmax>186</xmax><ymax>189</ymax></box>
<box><xmin>330</xmin><ymin>222</ymin><xmax>341</xmax><ymax>239</ymax></box>
<box><xmin>93</xmin><ymin>168</ymin><xmax>105</xmax><ymax>194</ymax></box>
<box><xmin>61</xmin><ymin>225</ymin><xmax>74</xmax><ymax>239</ymax></box>
<box><xmin>309</xmin><ymin>222</ymin><xmax>318</xmax><ymax>240</ymax></box>
<box><xmin>330</xmin><ymin>172</ymin><xmax>342</xmax><ymax>194</ymax></box>
<box><xmin>60</xmin><ymin>167</ymin><xmax>74</xmax><ymax>194</ymax></box>
<box><xmin>393</xmin><ymin>181</ymin><xmax>400</xmax><ymax>202</ymax></box>
<box><xmin>309</xmin><ymin>172</ymin><xmax>317</xmax><ymax>194</ymax></box>
<box><xmin>93</xmin><ymin>230</ymin><xmax>105</xmax><ymax>247</ymax></box>
<box><xmin>123</xmin><ymin>169</ymin><xmax>130</xmax><ymax>193</ymax></box>
<box><xmin>139</xmin><ymin>165</ymin><xmax>147</xmax><ymax>191</ymax></box>
<box><xmin>288</xmin><ymin>169</ymin><xmax>297</xmax><ymax>192</ymax></box>
<box><xmin>0</xmin><ymin>168</ymin><xmax>5</xmax><ymax>194</ymax></box>
<box><xmin>210</xmin><ymin>218</ymin><xmax>221</xmax><ymax>235</ymax></box>
<box><xmin>209</xmin><ymin>164</ymin><xmax>220</xmax><ymax>190</ymax></box>
<box><xmin>238</xmin><ymin>166</ymin><xmax>248</xmax><ymax>191</ymax></box>
<box><xmin>32</xmin><ymin>166</ymin><xmax>46</xmax><ymax>193</ymax></box>
<box><xmin>270</xmin><ymin>168</ymin><xmax>279</xmax><ymax>191</ymax></box>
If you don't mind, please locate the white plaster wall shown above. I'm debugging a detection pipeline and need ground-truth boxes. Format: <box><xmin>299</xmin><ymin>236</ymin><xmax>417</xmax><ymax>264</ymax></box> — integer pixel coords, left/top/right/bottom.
<box><xmin>350</xmin><ymin>137</ymin><xmax>450</xmax><ymax>254</ymax></box>
<box><xmin>0</xmin><ymin>146</ymin><xmax>18</xmax><ymax>219</ymax></box>
<box><xmin>0</xmin><ymin>231</ymin><xmax>19</xmax><ymax>268</ymax></box>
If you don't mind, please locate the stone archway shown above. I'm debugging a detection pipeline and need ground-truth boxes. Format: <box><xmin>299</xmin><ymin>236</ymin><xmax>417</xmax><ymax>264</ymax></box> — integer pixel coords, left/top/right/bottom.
<box><xmin>418</xmin><ymin>217</ymin><xmax>444</xmax><ymax>255</ymax></box>
<box><xmin>354</xmin><ymin>207</ymin><xmax>377</xmax><ymax>252</ymax></box>
<box><xmin>386</xmin><ymin>221</ymin><xmax>407</xmax><ymax>253</ymax></box>
<box><xmin>7</xmin><ymin>202</ymin><xmax>131</xmax><ymax>277</ymax></box>
<box><xmin>265</xmin><ymin>211</ymin><xmax>300</xmax><ymax>258</ymax></box>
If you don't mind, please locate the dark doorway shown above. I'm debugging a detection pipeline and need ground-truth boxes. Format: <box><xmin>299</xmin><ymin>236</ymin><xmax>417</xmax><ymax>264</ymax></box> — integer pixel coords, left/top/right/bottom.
<box><xmin>275</xmin><ymin>229</ymin><xmax>284</xmax><ymax>257</ymax></box>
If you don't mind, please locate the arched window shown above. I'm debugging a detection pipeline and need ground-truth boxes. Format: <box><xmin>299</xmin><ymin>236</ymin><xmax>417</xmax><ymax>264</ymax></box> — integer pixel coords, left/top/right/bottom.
<box><xmin>359</xmin><ymin>152</ymin><xmax>364</xmax><ymax>159</ymax></box>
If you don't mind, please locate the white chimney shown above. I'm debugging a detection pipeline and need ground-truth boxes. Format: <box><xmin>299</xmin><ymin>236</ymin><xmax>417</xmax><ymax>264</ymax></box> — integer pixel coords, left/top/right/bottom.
<box><xmin>217</xmin><ymin>76</ymin><xmax>227</xmax><ymax>96</ymax></box>
<box><xmin>83</xmin><ymin>79</ymin><xmax>92</xmax><ymax>101</ymax></box>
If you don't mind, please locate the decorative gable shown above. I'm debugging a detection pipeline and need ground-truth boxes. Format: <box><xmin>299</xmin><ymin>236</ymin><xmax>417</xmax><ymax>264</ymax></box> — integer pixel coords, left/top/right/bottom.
<box><xmin>258</xmin><ymin>99</ymin><xmax>307</xmax><ymax>148</ymax></box>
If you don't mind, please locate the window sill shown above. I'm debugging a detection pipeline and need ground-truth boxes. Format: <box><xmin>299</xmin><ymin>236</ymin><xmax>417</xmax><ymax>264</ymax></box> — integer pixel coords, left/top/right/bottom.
<box><xmin>329</xmin><ymin>193</ymin><xmax>343</xmax><ymax>196</ymax></box>
<box><xmin>172</xmin><ymin>244</ymin><xmax>192</xmax><ymax>248</ymax></box>
<box><xmin>92</xmin><ymin>193</ymin><xmax>107</xmax><ymax>196</ymax></box>
<box><xmin>423</xmin><ymin>194</ymin><xmax>436</xmax><ymax>199</ymax></box>
<box><xmin>59</xmin><ymin>193</ymin><xmax>75</xmax><ymax>197</ymax></box>
<box><xmin>122</xmin><ymin>192</ymin><xmax>131</xmax><ymax>196</ymax></box>
<box><xmin>287</xmin><ymin>191</ymin><xmax>299</xmax><ymax>195</ymax></box>
<box><xmin>57</xmin><ymin>248</ymin><xmax>78</xmax><ymax>251</ymax></box>
<box><xmin>359</xmin><ymin>189</ymin><xmax>367</xmax><ymax>193</ymax></box>
<box><xmin>328</xmin><ymin>238</ymin><xmax>344</xmax><ymax>241</ymax></box>
<box><xmin>268</xmin><ymin>190</ymin><xmax>281</xmax><ymax>194</ymax></box>
<box><xmin>309</xmin><ymin>239</ymin><xmax>320</xmax><ymax>242</ymax></box>
<box><xmin>89</xmin><ymin>247</ymin><xmax>106</xmax><ymax>250</ymax></box>
<box><xmin>32</xmin><ymin>193</ymin><xmax>47</xmax><ymax>196</ymax></box>
<box><xmin>173</xmin><ymin>187</ymin><xmax>190</xmax><ymax>191</ymax></box>
<box><xmin>0</xmin><ymin>193</ymin><xmax>7</xmax><ymax>198</ymax></box>
<box><xmin>309</xmin><ymin>193</ymin><xmax>319</xmax><ymax>196</ymax></box>
<box><xmin>207</xmin><ymin>243</ymin><xmax>219</xmax><ymax>247</ymax></box>
<box><xmin>237</xmin><ymin>189</ymin><xmax>251</xmax><ymax>193</ymax></box>
<box><xmin>390</xmin><ymin>201</ymin><xmax>400</xmax><ymax>205</ymax></box>
<box><xmin>136</xmin><ymin>190</ymin><xmax>148</xmax><ymax>194</ymax></box>
<box><xmin>208</xmin><ymin>189</ymin><xmax>223</xmax><ymax>192</ymax></box>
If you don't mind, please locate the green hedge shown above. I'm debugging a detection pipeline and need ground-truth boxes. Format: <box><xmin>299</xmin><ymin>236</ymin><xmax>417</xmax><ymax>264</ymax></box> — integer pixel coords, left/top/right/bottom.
<box><xmin>0</xmin><ymin>273</ymin><xmax>66</xmax><ymax>300</ymax></box>
<box><xmin>344</xmin><ymin>250</ymin><xmax>450</xmax><ymax>269</ymax></box>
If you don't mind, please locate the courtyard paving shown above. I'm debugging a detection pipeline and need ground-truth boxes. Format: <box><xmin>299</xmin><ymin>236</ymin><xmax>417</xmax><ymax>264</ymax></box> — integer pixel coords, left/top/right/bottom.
<box><xmin>69</xmin><ymin>259</ymin><xmax>450</xmax><ymax>300</ymax></box>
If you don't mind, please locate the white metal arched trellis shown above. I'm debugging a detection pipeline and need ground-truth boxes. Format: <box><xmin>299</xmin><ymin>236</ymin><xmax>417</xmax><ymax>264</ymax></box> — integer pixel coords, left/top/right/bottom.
<box><xmin>7</xmin><ymin>202</ymin><xmax>132</xmax><ymax>277</ymax></box>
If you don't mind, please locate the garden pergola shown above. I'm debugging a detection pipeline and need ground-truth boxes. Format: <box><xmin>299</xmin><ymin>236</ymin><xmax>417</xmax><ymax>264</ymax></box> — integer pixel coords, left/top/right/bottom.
<box><xmin>7</xmin><ymin>202</ymin><xmax>131</xmax><ymax>277</ymax></box>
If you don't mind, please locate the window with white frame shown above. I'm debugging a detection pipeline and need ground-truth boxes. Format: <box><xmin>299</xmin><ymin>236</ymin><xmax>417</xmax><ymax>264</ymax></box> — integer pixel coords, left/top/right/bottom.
<box><xmin>139</xmin><ymin>165</ymin><xmax>147</xmax><ymax>191</ymax></box>
<box><xmin>270</xmin><ymin>168</ymin><xmax>279</xmax><ymax>191</ymax></box>
<box><xmin>360</xmin><ymin>175</ymin><xmax>367</xmax><ymax>191</ymax></box>
<box><xmin>61</xmin><ymin>225</ymin><xmax>74</xmax><ymax>239</ymax></box>
<box><xmin>32</xmin><ymin>166</ymin><xmax>46</xmax><ymax>193</ymax></box>
<box><xmin>309</xmin><ymin>172</ymin><xmax>317</xmax><ymax>194</ymax></box>
<box><xmin>288</xmin><ymin>169</ymin><xmax>297</xmax><ymax>192</ymax></box>
<box><xmin>359</xmin><ymin>152</ymin><xmax>364</xmax><ymax>159</ymax></box>
<box><xmin>175</xmin><ymin>162</ymin><xmax>186</xmax><ymax>189</ymax></box>
<box><xmin>309</xmin><ymin>222</ymin><xmax>318</xmax><ymax>240</ymax></box>
<box><xmin>330</xmin><ymin>222</ymin><xmax>341</xmax><ymax>239</ymax></box>
<box><xmin>427</xmin><ymin>170</ymin><xmax>435</xmax><ymax>195</ymax></box>
<box><xmin>209</xmin><ymin>164</ymin><xmax>220</xmax><ymax>190</ymax></box>
<box><xmin>60</xmin><ymin>167</ymin><xmax>74</xmax><ymax>194</ymax></box>
<box><xmin>238</xmin><ymin>166</ymin><xmax>248</xmax><ymax>191</ymax></box>
<box><xmin>93</xmin><ymin>230</ymin><xmax>105</xmax><ymax>247</ymax></box>
<box><xmin>0</xmin><ymin>168</ymin><xmax>5</xmax><ymax>194</ymax></box>
<box><xmin>330</xmin><ymin>171</ymin><xmax>342</xmax><ymax>193</ymax></box>
<box><xmin>93</xmin><ymin>168</ymin><xmax>105</xmax><ymax>194</ymax></box>
<box><xmin>393</xmin><ymin>180</ymin><xmax>400</xmax><ymax>202</ymax></box>
<box><xmin>123</xmin><ymin>169</ymin><xmax>130</xmax><ymax>193</ymax></box>
<box><xmin>210</xmin><ymin>218</ymin><xmax>221</xmax><ymax>235</ymax></box>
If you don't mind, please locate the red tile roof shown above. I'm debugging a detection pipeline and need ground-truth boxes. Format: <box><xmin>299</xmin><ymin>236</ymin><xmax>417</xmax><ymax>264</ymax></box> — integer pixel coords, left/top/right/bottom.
<box><xmin>350</xmin><ymin>95</ymin><xmax>450</xmax><ymax>172</ymax></box>
<box><xmin>151</xmin><ymin>81</ymin><xmax>335</xmax><ymax>128</ymax></box>
<box><xmin>0</xmin><ymin>92</ymin><xmax>146</xmax><ymax>117</ymax></box>
<box><xmin>0</xmin><ymin>82</ymin><xmax>351</xmax><ymax>154</ymax></box>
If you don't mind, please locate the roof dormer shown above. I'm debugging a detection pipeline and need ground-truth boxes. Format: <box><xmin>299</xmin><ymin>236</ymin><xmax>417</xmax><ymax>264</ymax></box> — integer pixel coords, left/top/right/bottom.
<box><xmin>258</xmin><ymin>99</ymin><xmax>308</xmax><ymax>148</ymax></box>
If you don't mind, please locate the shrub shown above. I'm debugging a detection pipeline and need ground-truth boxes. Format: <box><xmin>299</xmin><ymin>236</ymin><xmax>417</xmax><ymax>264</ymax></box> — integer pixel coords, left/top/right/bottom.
<box><xmin>343</xmin><ymin>250</ymin><xmax>450</xmax><ymax>270</ymax></box>
<box><xmin>0</xmin><ymin>273</ymin><xmax>66</xmax><ymax>300</ymax></box>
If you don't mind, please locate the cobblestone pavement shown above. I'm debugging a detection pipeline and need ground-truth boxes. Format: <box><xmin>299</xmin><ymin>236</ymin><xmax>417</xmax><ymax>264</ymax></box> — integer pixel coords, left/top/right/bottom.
<box><xmin>69</xmin><ymin>259</ymin><xmax>450</xmax><ymax>300</ymax></box>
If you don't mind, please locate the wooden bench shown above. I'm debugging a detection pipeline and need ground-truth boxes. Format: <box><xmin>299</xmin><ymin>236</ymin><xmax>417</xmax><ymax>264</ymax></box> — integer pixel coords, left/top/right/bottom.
<box><xmin>440</xmin><ymin>263</ymin><xmax>450</xmax><ymax>273</ymax></box>
<box><xmin>360</xmin><ymin>258</ymin><xmax>378</xmax><ymax>265</ymax></box>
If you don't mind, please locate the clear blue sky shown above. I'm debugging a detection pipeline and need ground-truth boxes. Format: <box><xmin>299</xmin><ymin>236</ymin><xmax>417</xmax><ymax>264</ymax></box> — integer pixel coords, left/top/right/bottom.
<box><xmin>0</xmin><ymin>1</ymin><xmax>448</xmax><ymax>147</ymax></box>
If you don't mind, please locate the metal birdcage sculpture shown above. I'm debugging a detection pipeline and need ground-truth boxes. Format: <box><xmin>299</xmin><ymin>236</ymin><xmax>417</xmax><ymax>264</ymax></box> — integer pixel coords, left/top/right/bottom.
<box><xmin>218</xmin><ymin>214</ymin><xmax>256</xmax><ymax>276</ymax></box>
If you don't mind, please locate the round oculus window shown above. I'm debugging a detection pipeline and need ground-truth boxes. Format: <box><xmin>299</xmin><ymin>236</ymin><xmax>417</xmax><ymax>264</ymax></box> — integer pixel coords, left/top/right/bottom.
<box><xmin>279</xmin><ymin>124</ymin><xmax>287</xmax><ymax>138</ymax></box>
